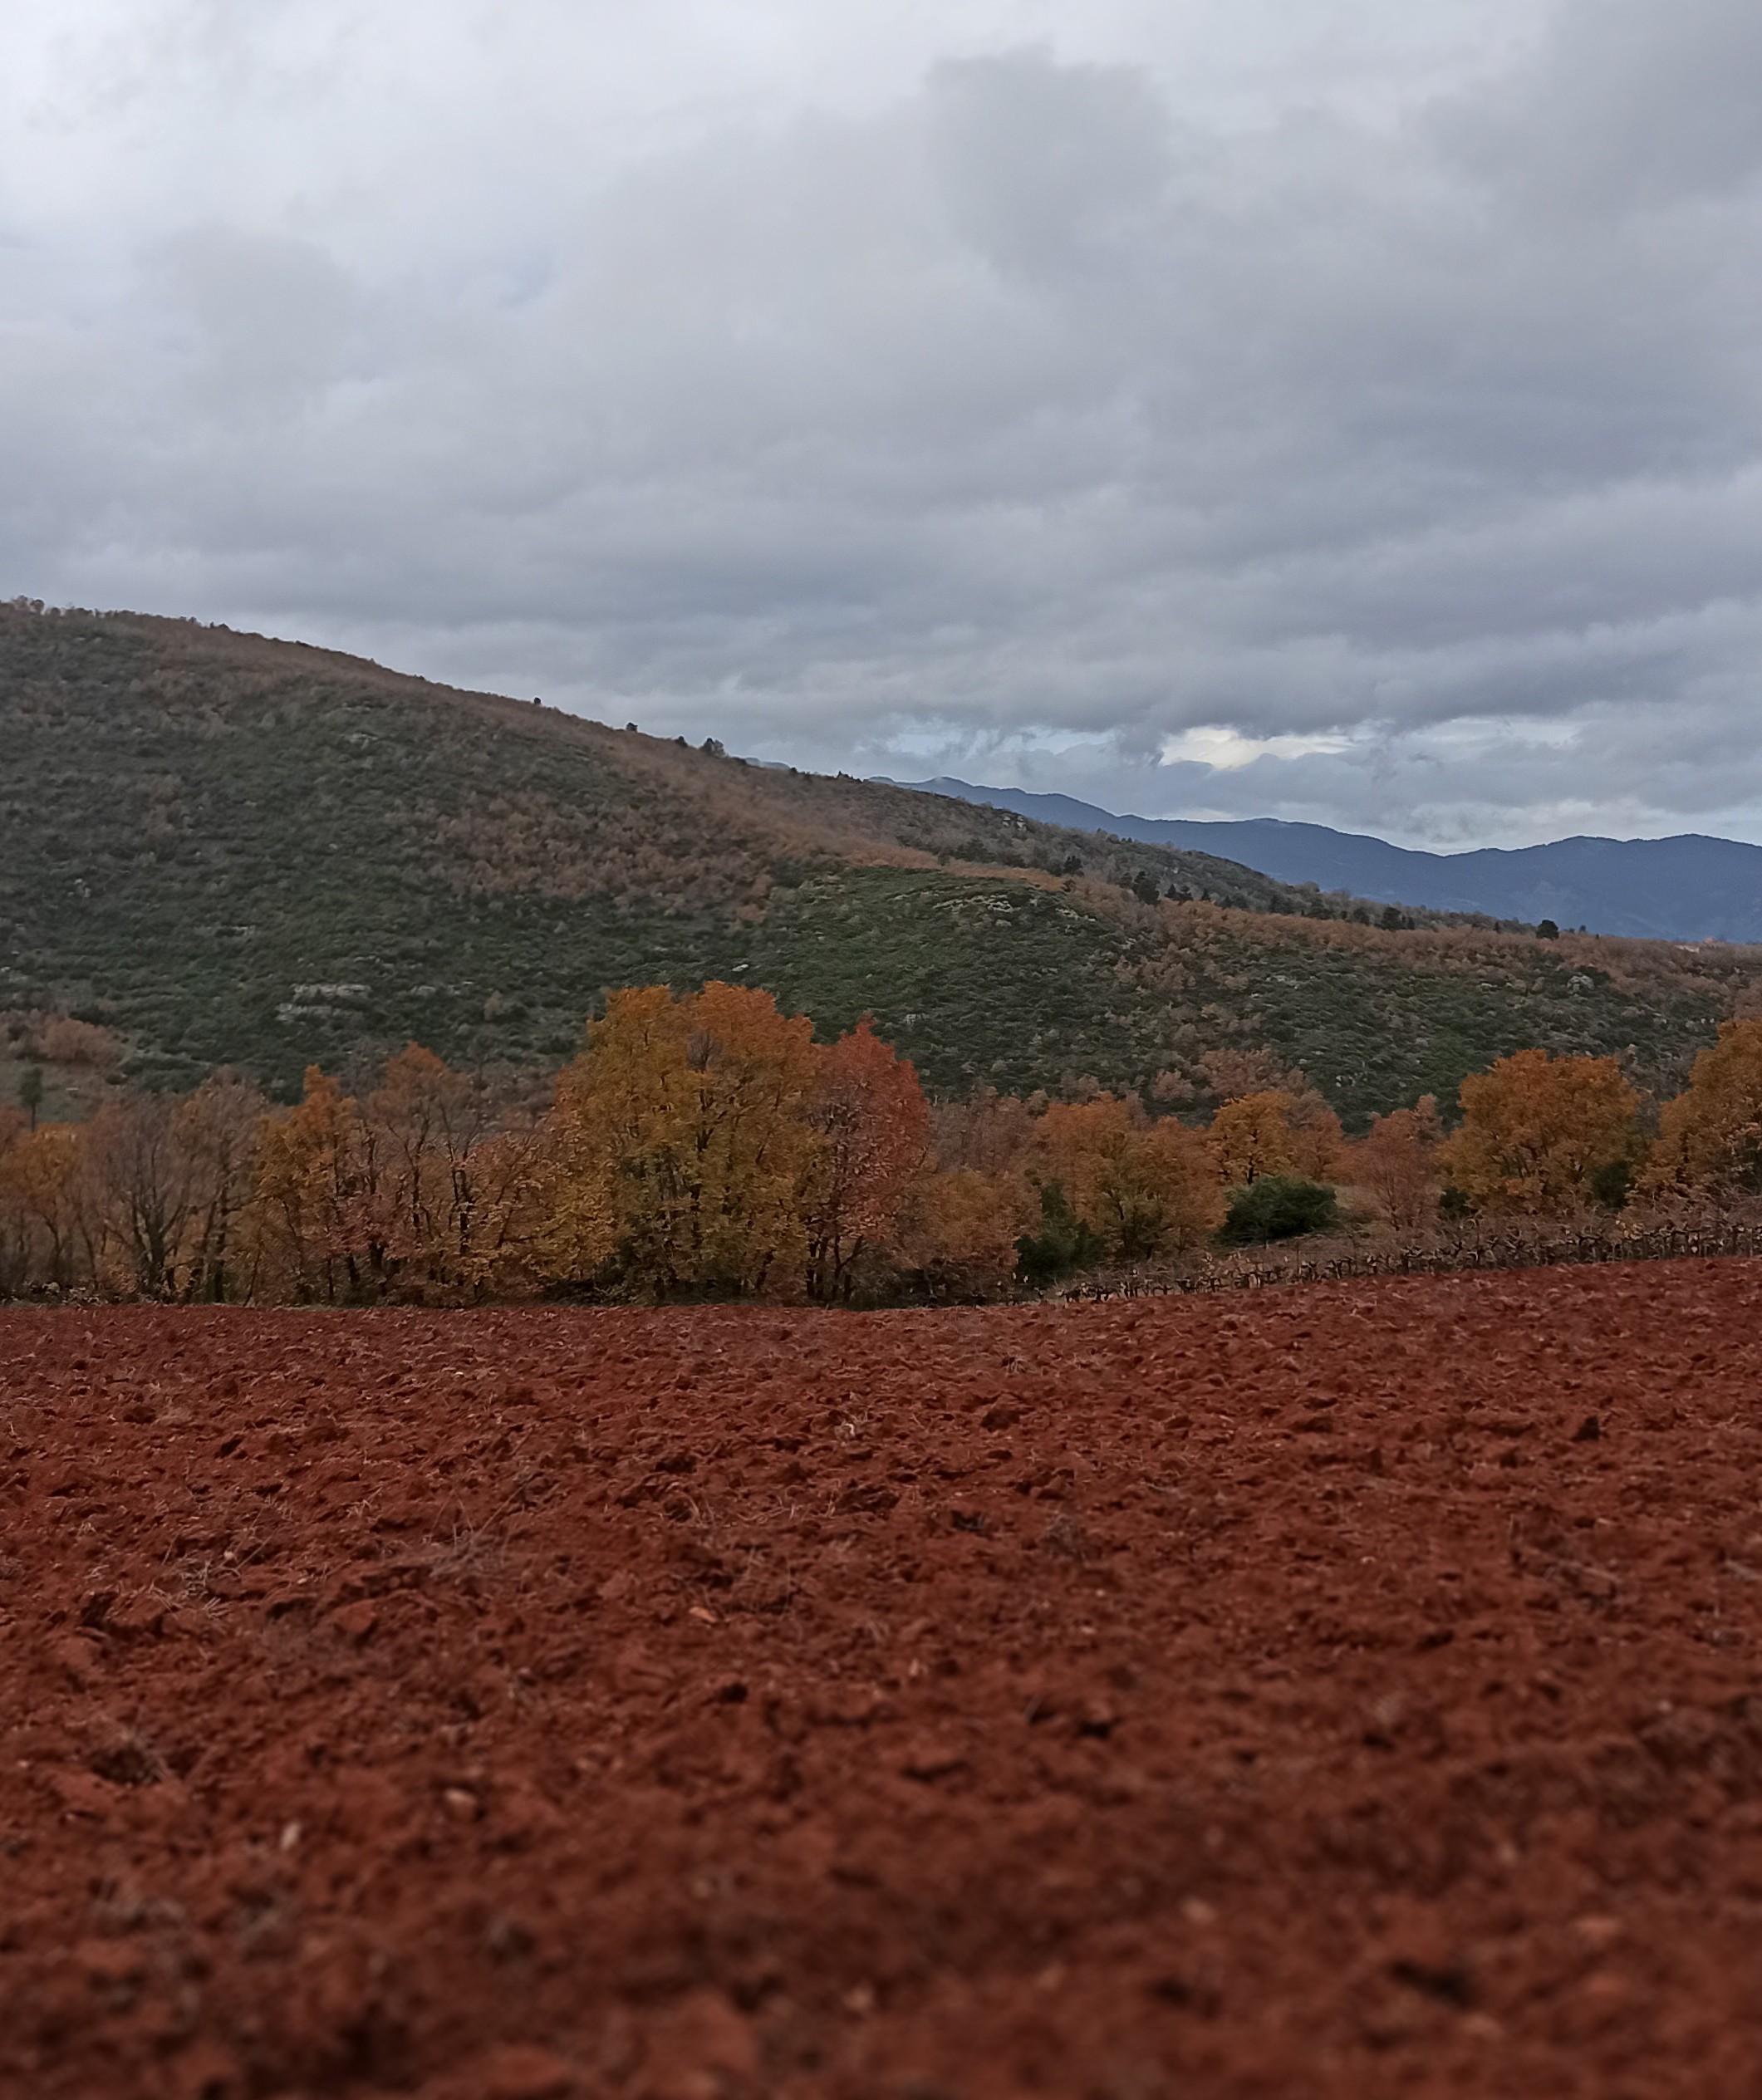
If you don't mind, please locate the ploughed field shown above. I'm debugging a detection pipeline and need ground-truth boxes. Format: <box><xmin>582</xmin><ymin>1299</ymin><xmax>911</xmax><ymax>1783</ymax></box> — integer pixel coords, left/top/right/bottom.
<box><xmin>7</xmin><ymin>1269</ymin><xmax>1762</xmax><ymax>2100</ymax></box>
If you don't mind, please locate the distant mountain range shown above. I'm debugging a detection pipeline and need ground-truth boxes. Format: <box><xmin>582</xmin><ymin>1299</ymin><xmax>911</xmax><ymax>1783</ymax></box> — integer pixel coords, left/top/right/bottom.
<box><xmin>900</xmin><ymin>781</ymin><xmax>1762</xmax><ymax>945</ymax></box>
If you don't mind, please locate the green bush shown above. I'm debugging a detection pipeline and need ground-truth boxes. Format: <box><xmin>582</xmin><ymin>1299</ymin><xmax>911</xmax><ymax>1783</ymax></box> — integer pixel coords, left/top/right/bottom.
<box><xmin>1589</xmin><ymin>1159</ymin><xmax>1632</xmax><ymax>1210</ymax></box>
<box><xmin>1016</xmin><ymin>1182</ymin><xmax>1100</xmax><ymax>1282</ymax></box>
<box><xmin>1217</xmin><ymin>1175</ymin><xmax>1338</xmax><ymax>1246</ymax></box>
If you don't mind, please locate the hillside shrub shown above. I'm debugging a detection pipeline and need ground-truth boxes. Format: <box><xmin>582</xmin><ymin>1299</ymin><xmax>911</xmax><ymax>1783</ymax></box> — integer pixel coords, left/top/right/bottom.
<box><xmin>1217</xmin><ymin>1175</ymin><xmax>1338</xmax><ymax>1246</ymax></box>
<box><xmin>1589</xmin><ymin>1160</ymin><xmax>1632</xmax><ymax>1209</ymax></box>
<box><xmin>1016</xmin><ymin>1182</ymin><xmax>1099</xmax><ymax>1282</ymax></box>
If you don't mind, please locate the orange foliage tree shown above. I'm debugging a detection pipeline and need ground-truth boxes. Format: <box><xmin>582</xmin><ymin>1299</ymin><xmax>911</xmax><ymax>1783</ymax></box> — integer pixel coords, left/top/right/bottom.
<box><xmin>928</xmin><ymin>1087</ymin><xmax>1041</xmax><ymax>1175</ymax></box>
<box><xmin>1283</xmin><ymin>1086</ymin><xmax>1347</xmax><ymax>1183</ymax></box>
<box><xmin>86</xmin><ymin>1091</ymin><xmax>199</xmax><ymax>1299</ymax></box>
<box><xmin>0</xmin><ymin>1107</ymin><xmax>25</xmax><ymax>1293</ymax></box>
<box><xmin>252</xmin><ymin>1051</ymin><xmax>549</xmax><ymax>1303</ymax></box>
<box><xmin>174</xmin><ymin>1071</ymin><xmax>270</xmax><ymax>1303</ymax></box>
<box><xmin>365</xmin><ymin>1045</ymin><xmax>546</xmax><ymax>1300</ymax></box>
<box><xmin>901</xmin><ymin>1168</ymin><xmax>1036</xmax><ymax>1297</ymax></box>
<box><xmin>1641</xmin><ymin>1020</ymin><xmax>1762</xmax><ymax>1203</ymax></box>
<box><xmin>1443</xmin><ymin>1049</ymin><xmax>1643</xmax><ymax>1216</ymax></box>
<box><xmin>1352</xmin><ymin>1097</ymin><xmax>1445</xmax><ymax>1229</ymax></box>
<box><xmin>0</xmin><ymin>1080</ymin><xmax>268</xmax><ymax>1302</ymax></box>
<box><xmin>32</xmin><ymin>1013</ymin><xmax>123</xmax><ymax>1071</ymax></box>
<box><xmin>799</xmin><ymin>1018</ymin><xmax>930</xmax><ymax>1301</ymax></box>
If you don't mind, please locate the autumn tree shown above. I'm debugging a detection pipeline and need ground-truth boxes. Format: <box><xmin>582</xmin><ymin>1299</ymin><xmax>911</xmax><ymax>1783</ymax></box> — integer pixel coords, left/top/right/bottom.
<box><xmin>444</xmin><ymin>1119</ymin><xmax>555</xmax><ymax>1298</ymax></box>
<box><xmin>549</xmin><ymin>983</ymin><xmax>820</xmax><ymax>1298</ymax></box>
<box><xmin>86</xmin><ymin>1092</ymin><xmax>198</xmax><ymax>1298</ymax></box>
<box><xmin>1444</xmin><ymin>1049</ymin><xmax>1643</xmax><ymax>1216</ymax></box>
<box><xmin>1642</xmin><ymin>1020</ymin><xmax>1762</xmax><ymax>1202</ymax></box>
<box><xmin>1283</xmin><ymin>1086</ymin><xmax>1347</xmax><ymax>1184</ymax></box>
<box><xmin>245</xmin><ymin>1048</ymin><xmax>551</xmax><ymax>1303</ymax></box>
<box><xmin>32</xmin><ymin>1014</ymin><xmax>122</xmax><ymax>1072</ymax></box>
<box><xmin>929</xmin><ymin>1087</ymin><xmax>1041</xmax><ymax>1175</ymax></box>
<box><xmin>1210</xmin><ymin>1090</ymin><xmax>1297</xmax><ymax>1186</ymax></box>
<box><xmin>907</xmin><ymin>1086</ymin><xmax>1040</xmax><ymax>1295</ymax></box>
<box><xmin>798</xmin><ymin>1018</ymin><xmax>930</xmax><ymax>1301</ymax></box>
<box><xmin>364</xmin><ymin>1047</ymin><xmax>483</xmax><ymax>1292</ymax></box>
<box><xmin>251</xmin><ymin>1067</ymin><xmax>369</xmax><ymax>1303</ymax></box>
<box><xmin>1196</xmin><ymin>1048</ymin><xmax>1298</xmax><ymax>1102</ymax></box>
<box><xmin>175</xmin><ymin>1071</ymin><xmax>269</xmax><ymax>1302</ymax></box>
<box><xmin>0</xmin><ymin>1123</ymin><xmax>96</xmax><ymax>1292</ymax></box>
<box><xmin>1138</xmin><ymin>1116</ymin><xmax>1230</xmax><ymax>1248</ymax></box>
<box><xmin>0</xmin><ymin>1106</ymin><xmax>31</xmax><ymax>1293</ymax></box>
<box><xmin>1352</xmin><ymin>1097</ymin><xmax>1445</xmax><ymax>1229</ymax></box>
<box><xmin>900</xmin><ymin>1167</ymin><xmax>1036</xmax><ymax>1298</ymax></box>
<box><xmin>1035</xmin><ymin>1096</ymin><xmax>1224</xmax><ymax>1260</ymax></box>
<box><xmin>350</xmin><ymin>1047</ymin><xmax>552</xmax><ymax>1300</ymax></box>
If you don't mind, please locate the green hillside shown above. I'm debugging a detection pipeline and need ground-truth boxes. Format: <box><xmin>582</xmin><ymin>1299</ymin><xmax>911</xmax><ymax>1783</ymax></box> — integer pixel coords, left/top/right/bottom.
<box><xmin>3</xmin><ymin>601</ymin><xmax>1759</xmax><ymax>1123</ymax></box>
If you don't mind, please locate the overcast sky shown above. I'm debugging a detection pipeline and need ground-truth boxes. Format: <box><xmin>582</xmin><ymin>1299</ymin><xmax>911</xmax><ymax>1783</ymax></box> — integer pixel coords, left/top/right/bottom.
<box><xmin>5</xmin><ymin>0</ymin><xmax>1761</xmax><ymax>848</ymax></box>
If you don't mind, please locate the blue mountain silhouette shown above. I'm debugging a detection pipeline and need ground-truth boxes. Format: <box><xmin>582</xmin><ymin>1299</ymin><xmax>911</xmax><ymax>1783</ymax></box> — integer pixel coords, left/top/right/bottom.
<box><xmin>900</xmin><ymin>780</ymin><xmax>1762</xmax><ymax>943</ymax></box>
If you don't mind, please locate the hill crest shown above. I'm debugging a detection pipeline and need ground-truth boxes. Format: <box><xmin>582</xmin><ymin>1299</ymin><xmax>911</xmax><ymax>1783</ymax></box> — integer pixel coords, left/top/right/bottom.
<box><xmin>5</xmin><ymin>601</ymin><xmax>1762</xmax><ymax>1124</ymax></box>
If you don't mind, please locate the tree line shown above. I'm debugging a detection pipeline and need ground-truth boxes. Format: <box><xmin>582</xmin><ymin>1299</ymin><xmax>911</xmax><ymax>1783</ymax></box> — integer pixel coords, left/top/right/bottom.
<box><xmin>3</xmin><ymin>984</ymin><xmax>1760</xmax><ymax>1305</ymax></box>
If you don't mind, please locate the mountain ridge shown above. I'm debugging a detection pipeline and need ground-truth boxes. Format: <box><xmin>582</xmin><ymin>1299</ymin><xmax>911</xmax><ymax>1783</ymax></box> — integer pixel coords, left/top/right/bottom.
<box><xmin>900</xmin><ymin>779</ymin><xmax>1762</xmax><ymax>942</ymax></box>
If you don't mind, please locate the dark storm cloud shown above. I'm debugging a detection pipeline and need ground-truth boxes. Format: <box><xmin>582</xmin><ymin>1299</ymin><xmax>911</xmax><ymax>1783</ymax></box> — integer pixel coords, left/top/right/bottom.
<box><xmin>2</xmin><ymin>0</ymin><xmax>1760</xmax><ymax>844</ymax></box>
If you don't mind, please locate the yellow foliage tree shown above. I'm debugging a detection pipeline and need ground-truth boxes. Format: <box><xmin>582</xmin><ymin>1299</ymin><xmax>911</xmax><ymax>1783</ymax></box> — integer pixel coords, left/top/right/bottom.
<box><xmin>1443</xmin><ymin>1049</ymin><xmax>1643</xmax><ymax>1216</ymax></box>
<box><xmin>0</xmin><ymin>1122</ymin><xmax>95</xmax><ymax>1292</ymax></box>
<box><xmin>252</xmin><ymin>1067</ymin><xmax>367</xmax><ymax>1303</ymax></box>
<box><xmin>1209</xmin><ymin>1090</ymin><xmax>1298</xmax><ymax>1186</ymax></box>
<box><xmin>550</xmin><ymin>982</ymin><xmax>820</xmax><ymax>1297</ymax></box>
<box><xmin>1642</xmin><ymin>1019</ymin><xmax>1762</xmax><ymax>1202</ymax></box>
<box><xmin>1037</xmin><ymin>1096</ymin><xmax>1225</xmax><ymax>1259</ymax></box>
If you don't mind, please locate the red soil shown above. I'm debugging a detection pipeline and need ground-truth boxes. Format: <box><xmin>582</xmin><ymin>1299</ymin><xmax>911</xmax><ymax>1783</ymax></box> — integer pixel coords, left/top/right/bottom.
<box><xmin>6</xmin><ymin>1263</ymin><xmax>1762</xmax><ymax>2099</ymax></box>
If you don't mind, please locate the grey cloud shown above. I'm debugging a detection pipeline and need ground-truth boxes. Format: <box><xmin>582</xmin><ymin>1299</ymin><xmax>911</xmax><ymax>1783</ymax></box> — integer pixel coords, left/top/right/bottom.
<box><xmin>924</xmin><ymin>48</ymin><xmax>1175</xmax><ymax>276</ymax></box>
<box><xmin>1436</xmin><ymin>0</ymin><xmax>1762</xmax><ymax>213</ymax></box>
<box><xmin>4</xmin><ymin>7</ymin><xmax>1762</xmax><ymax>846</ymax></box>
<box><xmin>144</xmin><ymin>228</ymin><xmax>362</xmax><ymax>408</ymax></box>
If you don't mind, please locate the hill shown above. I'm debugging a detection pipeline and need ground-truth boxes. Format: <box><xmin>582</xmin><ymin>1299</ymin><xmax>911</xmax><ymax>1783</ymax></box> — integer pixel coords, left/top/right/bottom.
<box><xmin>4</xmin><ymin>601</ymin><xmax>1761</xmax><ymax>1125</ymax></box>
<box><xmin>906</xmin><ymin>778</ymin><xmax>1762</xmax><ymax>943</ymax></box>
